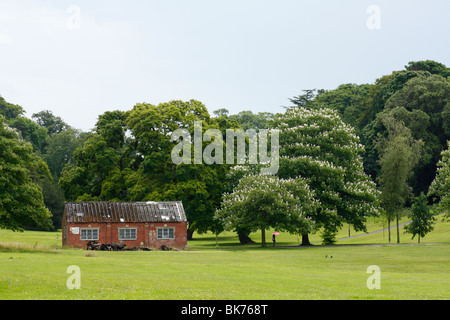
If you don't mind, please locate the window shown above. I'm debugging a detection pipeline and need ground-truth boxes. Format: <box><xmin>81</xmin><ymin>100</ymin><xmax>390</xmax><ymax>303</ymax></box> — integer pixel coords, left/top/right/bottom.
<box><xmin>119</xmin><ymin>228</ymin><xmax>137</xmax><ymax>240</ymax></box>
<box><xmin>80</xmin><ymin>228</ymin><xmax>99</xmax><ymax>240</ymax></box>
<box><xmin>157</xmin><ymin>228</ymin><xmax>175</xmax><ymax>239</ymax></box>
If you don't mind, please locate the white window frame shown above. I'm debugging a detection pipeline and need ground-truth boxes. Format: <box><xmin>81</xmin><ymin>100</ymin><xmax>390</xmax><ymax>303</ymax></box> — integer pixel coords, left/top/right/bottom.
<box><xmin>119</xmin><ymin>228</ymin><xmax>137</xmax><ymax>240</ymax></box>
<box><xmin>157</xmin><ymin>227</ymin><xmax>175</xmax><ymax>240</ymax></box>
<box><xmin>80</xmin><ymin>228</ymin><xmax>99</xmax><ymax>241</ymax></box>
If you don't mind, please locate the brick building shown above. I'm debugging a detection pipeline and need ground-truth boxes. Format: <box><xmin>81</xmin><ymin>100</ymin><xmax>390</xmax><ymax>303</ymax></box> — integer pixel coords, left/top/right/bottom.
<box><xmin>62</xmin><ymin>201</ymin><xmax>187</xmax><ymax>250</ymax></box>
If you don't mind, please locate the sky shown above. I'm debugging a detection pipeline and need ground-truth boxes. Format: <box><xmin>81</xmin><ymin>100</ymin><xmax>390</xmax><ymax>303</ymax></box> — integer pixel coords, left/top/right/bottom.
<box><xmin>0</xmin><ymin>0</ymin><xmax>449</xmax><ymax>132</ymax></box>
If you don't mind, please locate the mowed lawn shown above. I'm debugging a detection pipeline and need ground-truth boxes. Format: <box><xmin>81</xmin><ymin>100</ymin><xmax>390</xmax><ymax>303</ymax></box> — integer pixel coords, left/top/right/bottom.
<box><xmin>0</xmin><ymin>226</ymin><xmax>449</xmax><ymax>300</ymax></box>
<box><xmin>189</xmin><ymin>213</ymin><xmax>450</xmax><ymax>248</ymax></box>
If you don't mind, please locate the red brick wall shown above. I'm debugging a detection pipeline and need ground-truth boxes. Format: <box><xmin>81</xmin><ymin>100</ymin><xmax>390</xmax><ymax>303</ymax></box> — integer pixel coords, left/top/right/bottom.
<box><xmin>62</xmin><ymin>222</ymin><xmax>187</xmax><ymax>250</ymax></box>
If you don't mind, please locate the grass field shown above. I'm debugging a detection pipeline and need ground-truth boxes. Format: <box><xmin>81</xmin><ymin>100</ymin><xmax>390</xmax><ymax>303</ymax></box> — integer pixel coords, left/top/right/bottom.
<box><xmin>190</xmin><ymin>213</ymin><xmax>450</xmax><ymax>248</ymax></box>
<box><xmin>0</xmin><ymin>214</ymin><xmax>449</xmax><ymax>300</ymax></box>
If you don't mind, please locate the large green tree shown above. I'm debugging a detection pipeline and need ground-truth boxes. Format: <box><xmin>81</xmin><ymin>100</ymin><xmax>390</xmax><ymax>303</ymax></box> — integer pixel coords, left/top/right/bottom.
<box><xmin>127</xmin><ymin>100</ymin><xmax>234</xmax><ymax>238</ymax></box>
<box><xmin>59</xmin><ymin>110</ymin><xmax>130</xmax><ymax>202</ymax></box>
<box><xmin>60</xmin><ymin>100</ymin><xmax>234</xmax><ymax>239</ymax></box>
<box><xmin>0</xmin><ymin>95</ymin><xmax>78</xmax><ymax>230</ymax></box>
<box><xmin>0</xmin><ymin>116</ymin><xmax>52</xmax><ymax>231</ymax></box>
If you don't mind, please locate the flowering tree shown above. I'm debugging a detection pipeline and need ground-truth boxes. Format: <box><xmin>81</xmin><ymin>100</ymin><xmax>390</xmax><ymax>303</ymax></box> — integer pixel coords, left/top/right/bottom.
<box><xmin>271</xmin><ymin>106</ymin><xmax>381</xmax><ymax>245</ymax></box>
<box><xmin>215</xmin><ymin>174</ymin><xmax>316</xmax><ymax>247</ymax></box>
<box><xmin>428</xmin><ymin>141</ymin><xmax>450</xmax><ymax>219</ymax></box>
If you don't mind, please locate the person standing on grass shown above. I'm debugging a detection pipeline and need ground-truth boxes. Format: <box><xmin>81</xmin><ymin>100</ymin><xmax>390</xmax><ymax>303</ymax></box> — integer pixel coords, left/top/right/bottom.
<box><xmin>272</xmin><ymin>234</ymin><xmax>276</xmax><ymax>247</ymax></box>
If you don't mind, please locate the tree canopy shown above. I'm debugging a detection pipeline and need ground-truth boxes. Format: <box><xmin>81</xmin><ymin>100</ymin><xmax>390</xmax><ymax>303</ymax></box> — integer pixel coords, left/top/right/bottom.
<box><xmin>0</xmin><ymin>116</ymin><xmax>52</xmax><ymax>231</ymax></box>
<box><xmin>59</xmin><ymin>100</ymin><xmax>235</xmax><ymax>239</ymax></box>
<box><xmin>294</xmin><ymin>61</ymin><xmax>450</xmax><ymax>199</ymax></box>
<box><xmin>271</xmin><ymin>106</ymin><xmax>381</xmax><ymax>244</ymax></box>
<box><xmin>215</xmin><ymin>174</ymin><xmax>316</xmax><ymax>247</ymax></box>
<box><xmin>404</xmin><ymin>193</ymin><xmax>436</xmax><ymax>243</ymax></box>
<box><xmin>0</xmin><ymin>59</ymin><xmax>448</xmax><ymax>238</ymax></box>
<box><xmin>375</xmin><ymin>117</ymin><xmax>424</xmax><ymax>242</ymax></box>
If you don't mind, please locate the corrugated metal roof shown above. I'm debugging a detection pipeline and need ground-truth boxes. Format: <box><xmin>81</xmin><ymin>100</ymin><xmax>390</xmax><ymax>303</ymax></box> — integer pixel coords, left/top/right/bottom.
<box><xmin>64</xmin><ymin>202</ymin><xmax>187</xmax><ymax>223</ymax></box>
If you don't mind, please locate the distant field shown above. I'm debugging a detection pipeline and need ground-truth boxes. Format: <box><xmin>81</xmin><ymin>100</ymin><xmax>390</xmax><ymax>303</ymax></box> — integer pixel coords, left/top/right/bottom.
<box><xmin>0</xmin><ymin>214</ymin><xmax>449</xmax><ymax>300</ymax></box>
<box><xmin>190</xmin><ymin>213</ymin><xmax>450</xmax><ymax>248</ymax></box>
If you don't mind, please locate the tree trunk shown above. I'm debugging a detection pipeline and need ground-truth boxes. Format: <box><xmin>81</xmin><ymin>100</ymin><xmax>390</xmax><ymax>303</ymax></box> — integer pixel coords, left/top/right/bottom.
<box><xmin>187</xmin><ymin>228</ymin><xmax>194</xmax><ymax>241</ymax></box>
<box><xmin>261</xmin><ymin>226</ymin><xmax>266</xmax><ymax>247</ymax></box>
<box><xmin>301</xmin><ymin>233</ymin><xmax>312</xmax><ymax>246</ymax></box>
<box><xmin>237</xmin><ymin>231</ymin><xmax>255</xmax><ymax>244</ymax></box>
<box><xmin>418</xmin><ymin>235</ymin><xmax>420</xmax><ymax>244</ymax></box>
<box><xmin>396</xmin><ymin>215</ymin><xmax>400</xmax><ymax>244</ymax></box>
<box><xmin>388</xmin><ymin>219</ymin><xmax>391</xmax><ymax>243</ymax></box>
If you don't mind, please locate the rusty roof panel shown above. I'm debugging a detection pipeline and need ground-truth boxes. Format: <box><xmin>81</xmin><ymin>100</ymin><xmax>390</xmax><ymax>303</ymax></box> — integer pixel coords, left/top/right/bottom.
<box><xmin>64</xmin><ymin>202</ymin><xmax>187</xmax><ymax>223</ymax></box>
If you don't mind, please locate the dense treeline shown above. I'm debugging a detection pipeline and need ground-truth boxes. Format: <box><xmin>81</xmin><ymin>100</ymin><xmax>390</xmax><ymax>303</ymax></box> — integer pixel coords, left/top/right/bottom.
<box><xmin>1</xmin><ymin>97</ymin><xmax>84</xmax><ymax>230</ymax></box>
<box><xmin>292</xmin><ymin>60</ymin><xmax>450</xmax><ymax>195</ymax></box>
<box><xmin>1</xmin><ymin>60</ymin><xmax>449</xmax><ymax>242</ymax></box>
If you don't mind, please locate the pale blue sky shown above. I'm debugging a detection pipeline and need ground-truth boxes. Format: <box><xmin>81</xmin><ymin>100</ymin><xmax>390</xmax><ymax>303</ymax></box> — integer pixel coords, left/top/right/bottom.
<box><xmin>0</xmin><ymin>0</ymin><xmax>449</xmax><ymax>131</ymax></box>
